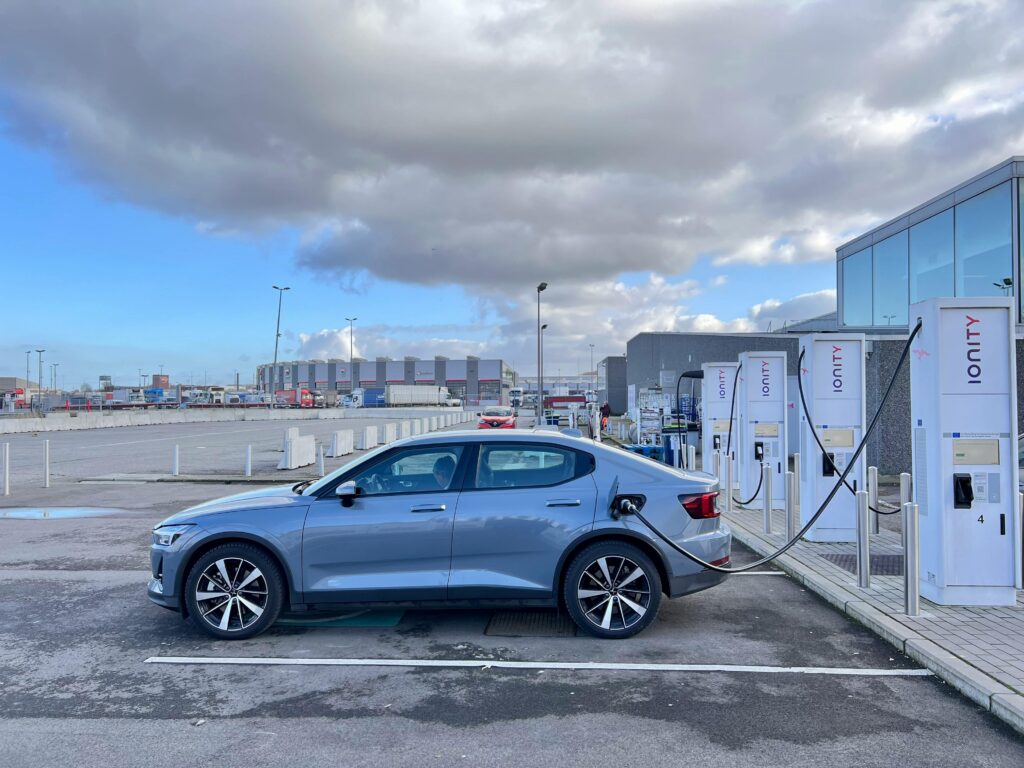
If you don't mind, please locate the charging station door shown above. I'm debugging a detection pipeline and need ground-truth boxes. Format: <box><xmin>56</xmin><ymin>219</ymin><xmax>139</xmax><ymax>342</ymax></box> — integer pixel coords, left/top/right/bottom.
<box><xmin>910</xmin><ymin>297</ymin><xmax>1020</xmax><ymax>606</ymax></box>
<box><xmin>798</xmin><ymin>334</ymin><xmax>866</xmax><ymax>542</ymax></box>
<box><xmin>701</xmin><ymin>362</ymin><xmax>738</xmax><ymax>475</ymax></box>
<box><xmin>737</xmin><ymin>351</ymin><xmax>788</xmax><ymax>504</ymax></box>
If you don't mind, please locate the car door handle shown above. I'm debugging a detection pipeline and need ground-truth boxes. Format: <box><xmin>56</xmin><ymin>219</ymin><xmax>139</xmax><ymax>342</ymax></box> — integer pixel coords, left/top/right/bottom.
<box><xmin>545</xmin><ymin>499</ymin><xmax>581</xmax><ymax>507</ymax></box>
<box><xmin>410</xmin><ymin>503</ymin><xmax>447</xmax><ymax>513</ymax></box>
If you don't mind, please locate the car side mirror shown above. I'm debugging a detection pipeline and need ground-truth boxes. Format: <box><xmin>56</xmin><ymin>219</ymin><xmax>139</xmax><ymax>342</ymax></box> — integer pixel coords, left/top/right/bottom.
<box><xmin>476</xmin><ymin>412</ymin><xmax>482</xmax><ymax>417</ymax></box>
<box><xmin>335</xmin><ymin>480</ymin><xmax>361</xmax><ymax>507</ymax></box>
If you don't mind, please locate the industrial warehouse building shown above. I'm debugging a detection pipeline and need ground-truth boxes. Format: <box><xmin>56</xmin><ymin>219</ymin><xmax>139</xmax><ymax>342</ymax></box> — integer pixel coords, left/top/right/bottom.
<box><xmin>256</xmin><ymin>357</ymin><xmax>516</xmax><ymax>406</ymax></box>
<box><xmin>628</xmin><ymin>158</ymin><xmax>1024</xmax><ymax>475</ymax></box>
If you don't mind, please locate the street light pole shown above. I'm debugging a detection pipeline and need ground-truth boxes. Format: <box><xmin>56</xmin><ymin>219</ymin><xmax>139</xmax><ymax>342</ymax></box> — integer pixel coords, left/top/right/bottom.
<box><xmin>589</xmin><ymin>343</ymin><xmax>595</xmax><ymax>393</ymax></box>
<box><xmin>25</xmin><ymin>351</ymin><xmax>30</xmax><ymax>396</ymax></box>
<box><xmin>536</xmin><ymin>283</ymin><xmax>547</xmax><ymax>413</ymax></box>
<box><xmin>346</xmin><ymin>317</ymin><xmax>357</xmax><ymax>392</ymax></box>
<box><xmin>35</xmin><ymin>349</ymin><xmax>44</xmax><ymax>403</ymax></box>
<box><xmin>271</xmin><ymin>285</ymin><xmax>290</xmax><ymax>402</ymax></box>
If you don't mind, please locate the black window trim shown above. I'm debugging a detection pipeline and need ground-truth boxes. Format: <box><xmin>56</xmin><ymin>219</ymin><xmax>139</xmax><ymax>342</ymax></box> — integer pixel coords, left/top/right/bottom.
<box><xmin>311</xmin><ymin>441</ymin><xmax>472</xmax><ymax>500</ymax></box>
<box><xmin>464</xmin><ymin>440</ymin><xmax>596</xmax><ymax>493</ymax></box>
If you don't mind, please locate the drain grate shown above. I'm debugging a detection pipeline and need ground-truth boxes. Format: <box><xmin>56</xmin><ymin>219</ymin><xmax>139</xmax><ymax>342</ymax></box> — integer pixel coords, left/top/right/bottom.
<box><xmin>485</xmin><ymin>610</ymin><xmax>578</xmax><ymax>637</ymax></box>
<box><xmin>821</xmin><ymin>553</ymin><xmax>904</xmax><ymax>576</ymax></box>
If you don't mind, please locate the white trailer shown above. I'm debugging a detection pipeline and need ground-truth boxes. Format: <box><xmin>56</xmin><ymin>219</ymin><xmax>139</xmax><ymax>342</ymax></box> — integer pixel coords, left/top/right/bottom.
<box><xmin>385</xmin><ymin>384</ymin><xmax>451</xmax><ymax>407</ymax></box>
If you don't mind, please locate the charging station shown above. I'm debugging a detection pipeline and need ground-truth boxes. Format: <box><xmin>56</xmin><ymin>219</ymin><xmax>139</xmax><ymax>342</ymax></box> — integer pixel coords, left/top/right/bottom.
<box><xmin>701</xmin><ymin>362</ymin><xmax>739</xmax><ymax>475</ymax></box>
<box><xmin>910</xmin><ymin>297</ymin><xmax>1021</xmax><ymax>606</ymax></box>
<box><xmin>799</xmin><ymin>334</ymin><xmax>866</xmax><ymax>542</ymax></box>
<box><xmin>736</xmin><ymin>351</ymin><xmax>787</xmax><ymax>505</ymax></box>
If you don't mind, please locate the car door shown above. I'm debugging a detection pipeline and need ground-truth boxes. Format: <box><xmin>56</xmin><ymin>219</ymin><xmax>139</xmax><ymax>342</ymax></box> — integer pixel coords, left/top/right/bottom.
<box><xmin>302</xmin><ymin>443</ymin><xmax>467</xmax><ymax>602</ymax></box>
<box><xmin>449</xmin><ymin>441</ymin><xmax>598</xmax><ymax>599</ymax></box>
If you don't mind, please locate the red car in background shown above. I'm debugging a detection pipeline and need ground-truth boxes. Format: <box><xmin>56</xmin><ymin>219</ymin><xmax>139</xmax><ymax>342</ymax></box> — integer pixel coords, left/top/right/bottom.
<box><xmin>477</xmin><ymin>406</ymin><xmax>517</xmax><ymax>429</ymax></box>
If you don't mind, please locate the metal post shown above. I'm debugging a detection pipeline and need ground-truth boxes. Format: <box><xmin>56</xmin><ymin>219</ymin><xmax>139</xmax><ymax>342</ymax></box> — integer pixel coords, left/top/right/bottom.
<box><xmin>856</xmin><ymin>490</ymin><xmax>871</xmax><ymax>589</ymax></box>
<box><xmin>687</xmin><ymin>444</ymin><xmax>696</xmax><ymax>473</ymax></box>
<box><xmin>245</xmin><ymin>445</ymin><xmax>252</xmax><ymax>477</ymax></box>
<box><xmin>43</xmin><ymin>439</ymin><xmax>50</xmax><ymax>488</ymax></box>
<box><xmin>903</xmin><ymin>501</ymin><xmax>920</xmax><ymax>616</ymax></box>
<box><xmin>723</xmin><ymin>457</ymin><xmax>733</xmax><ymax>515</ymax></box>
<box><xmin>2</xmin><ymin>443</ymin><xmax>9</xmax><ymax>496</ymax></box>
<box><xmin>762</xmin><ymin>463</ymin><xmax>772</xmax><ymax>534</ymax></box>
<box><xmin>899</xmin><ymin>472</ymin><xmax>912</xmax><ymax>548</ymax></box>
<box><xmin>785</xmin><ymin>471</ymin><xmax>796</xmax><ymax>541</ymax></box>
<box><xmin>318</xmin><ymin>444</ymin><xmax>325</xmax><ymax>477</ymax></box>
<box><xmin>172</xmin><ymin>444</ymin><xmax>180</xmax><ymax>477</ymax></box>
<box><xmin>712</xmin><ymin>451</ymin><xmax>721</xmax><ymax>485</ymax></box>
<box><xmin>868</xmin><ymin>465</ymin><xmax>879</xmax><ymax>535</ymax></box>
<box><xmin>793</xmin><ymin>452</ymin><xmax>801</xmax><ymax>513</ymax></box>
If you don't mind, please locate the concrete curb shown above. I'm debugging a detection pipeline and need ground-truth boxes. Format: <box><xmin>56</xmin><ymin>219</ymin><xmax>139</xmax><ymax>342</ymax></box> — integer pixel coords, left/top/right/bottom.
<box><xmin>728</xmin><ymin>517</ymin><xmax>1024</xmax><ymax>735</ymax></box>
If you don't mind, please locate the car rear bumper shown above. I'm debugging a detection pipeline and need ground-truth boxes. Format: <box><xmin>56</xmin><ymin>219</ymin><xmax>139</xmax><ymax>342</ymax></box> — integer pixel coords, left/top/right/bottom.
<box><xmin>666</xmin><ymin>568</ymin><xmax>728</xmax><ymax>598</ymax></box>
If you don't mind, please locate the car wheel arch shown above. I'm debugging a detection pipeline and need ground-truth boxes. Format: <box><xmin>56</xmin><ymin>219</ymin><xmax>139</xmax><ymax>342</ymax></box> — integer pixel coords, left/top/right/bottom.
<box><xmin>177</xmin><ymin>534</ymin><xmax>296</xmax><ymax>616</ymax></box>
<box><xmin>554</xmin><ymin>530</ymin><xmax>672</xmax><ymax>605</ymax></box>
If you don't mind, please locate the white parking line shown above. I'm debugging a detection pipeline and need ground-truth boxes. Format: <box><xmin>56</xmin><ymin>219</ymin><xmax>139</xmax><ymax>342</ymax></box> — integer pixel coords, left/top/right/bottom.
<box><xmin>730</xmin><ymin>571</ymin><xmax>788</xmax><ymax>576</ymax></box>
<box><xmin>144</xmin><ymin>656</ymin><xmax>931</xmax><ymax>676</ymax></box>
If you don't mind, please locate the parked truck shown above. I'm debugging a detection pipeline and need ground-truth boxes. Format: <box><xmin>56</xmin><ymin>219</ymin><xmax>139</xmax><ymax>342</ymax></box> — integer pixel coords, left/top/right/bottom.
<box><xmin>275</xmin><ymin>388</ymin><xmax>314</xmax><ymax>408</ymax></box>
<box><xmin>384</xmin><ymin>384</ymin><xmax>455</xmax><ymax>407</ymax></box>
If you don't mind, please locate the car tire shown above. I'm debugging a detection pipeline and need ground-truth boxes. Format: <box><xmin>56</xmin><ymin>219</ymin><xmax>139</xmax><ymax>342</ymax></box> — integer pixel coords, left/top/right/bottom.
<box><xmin>184</xmin><ymin>543</ymin><xmax>284</xmax><ymax>640</ymax></box>
<box><xmin>564</xmin><ymin>541</ymin><xmax>662</xmax><ymax>639</ymax></box>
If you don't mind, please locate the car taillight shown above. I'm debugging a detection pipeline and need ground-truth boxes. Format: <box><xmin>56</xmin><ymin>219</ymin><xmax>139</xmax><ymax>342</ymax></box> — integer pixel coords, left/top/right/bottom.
<box><xmin>709</xmin><ymin>555</ymin><xmax>731</xmax><ymax>567</ymax></box>
<box><xmin>679</xmin><ymin>492</ymin><xmax>719</xmax><ymax>519</ymax></box>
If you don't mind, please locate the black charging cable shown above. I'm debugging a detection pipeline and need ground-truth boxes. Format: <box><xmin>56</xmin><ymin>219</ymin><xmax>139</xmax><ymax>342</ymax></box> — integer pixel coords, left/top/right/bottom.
<box><xmin>618</xmin><ymin>321</ymin><xmax>922</xmax><ymax>574</ymax></box>
<box><xmin>795</xmin><ymin>348</ymin><xmax>898</xmax><ymax>515</ymax></box>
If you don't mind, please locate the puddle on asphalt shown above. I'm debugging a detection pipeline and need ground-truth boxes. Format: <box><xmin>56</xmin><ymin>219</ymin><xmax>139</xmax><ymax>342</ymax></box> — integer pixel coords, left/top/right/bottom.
<box><xmin>0</xmin><ymin>507</ymin><xmax>127</xmax><ymax>519</ymax></box>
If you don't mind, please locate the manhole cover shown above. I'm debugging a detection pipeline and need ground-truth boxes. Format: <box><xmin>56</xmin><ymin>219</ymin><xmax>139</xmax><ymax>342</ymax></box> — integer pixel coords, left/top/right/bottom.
<box><xmin>821</xmin><ymin>553</ymin><xmax>904</xmax><ymax>576</ymax></box>
<box><xmin>485</xmin><ymin>610</ymin><xmax>577</xmax><ymax>637</ymax></box>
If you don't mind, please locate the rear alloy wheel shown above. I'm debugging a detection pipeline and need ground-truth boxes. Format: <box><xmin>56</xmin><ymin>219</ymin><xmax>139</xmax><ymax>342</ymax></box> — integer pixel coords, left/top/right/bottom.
<box><xmin>564</xmin><ymin>542</ymin><xmax>662</xmax><ymax>639</ymax></box>
<box><xmin>184</xmin><ymin>543</ymin><xmax>284</xmax><ymax>640</ymax></box>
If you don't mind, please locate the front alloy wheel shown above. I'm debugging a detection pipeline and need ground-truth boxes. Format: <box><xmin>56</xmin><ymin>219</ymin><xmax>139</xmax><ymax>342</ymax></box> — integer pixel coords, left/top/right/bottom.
<box><xmin>564</xmin><ymin>542</ymin><xmax>662</xmax><ymax>639</ymax></box>
<box><xmin>185</xmin><ymin>544</ymin><xmax>283</xmax><ymax>640</ymax></box>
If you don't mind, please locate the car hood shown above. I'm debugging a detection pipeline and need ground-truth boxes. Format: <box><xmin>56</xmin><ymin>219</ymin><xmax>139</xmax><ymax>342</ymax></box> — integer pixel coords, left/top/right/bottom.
<box><xmin>158</xmin><ymin>484</ymin><xmax>303</xmax><ymax>526</ymax></box>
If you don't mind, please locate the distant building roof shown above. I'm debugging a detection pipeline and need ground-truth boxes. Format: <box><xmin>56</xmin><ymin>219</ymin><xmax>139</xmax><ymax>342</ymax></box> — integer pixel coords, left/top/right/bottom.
<box><xmin>773</xmin><ymin>312</ymin><xmax>838</xmax><ymax>334</ymax></box>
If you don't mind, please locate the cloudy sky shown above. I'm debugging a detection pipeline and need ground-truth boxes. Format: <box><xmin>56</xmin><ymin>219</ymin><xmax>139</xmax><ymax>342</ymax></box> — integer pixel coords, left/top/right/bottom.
<box><xmin>3</xmin><ymin>0</ymin><xmax>1024</xmax><ymax>387</ymax></box>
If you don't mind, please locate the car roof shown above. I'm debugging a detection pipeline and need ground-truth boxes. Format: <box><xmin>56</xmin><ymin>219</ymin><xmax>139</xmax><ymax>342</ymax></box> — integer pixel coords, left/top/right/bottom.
<box><xmin>389</xmin><ymin>428</ymin><xmax>585</xmax><ymax>447</ymax></box>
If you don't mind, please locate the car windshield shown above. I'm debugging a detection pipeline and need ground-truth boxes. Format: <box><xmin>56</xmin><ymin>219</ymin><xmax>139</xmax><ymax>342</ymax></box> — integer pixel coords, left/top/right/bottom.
<box><xmin>483</xmin><ymin>407</ymin><xmax>512</xmax><ymax>416</ymax></box>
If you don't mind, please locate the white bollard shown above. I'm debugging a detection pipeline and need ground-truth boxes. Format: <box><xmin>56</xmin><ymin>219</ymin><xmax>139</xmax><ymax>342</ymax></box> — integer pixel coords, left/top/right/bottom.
<box><xmin>762</xmin><ymin>463</ymin><xmax>772</xmax><ymax>534</ymax></box>
<box><xmin>868</xmin><ymin>465</ymin><xmax>879</xmax><ymax>535</ymax></box>
<box><xmin>712</xmin><ymin>451</ymin><xmax>721</xmax><ymax>485</ymax></box>
<box><xmin>2</xmin><ymin>442</ymin><xmax>9</xmax><ymax>496</ymax></box>
<box><xmin>785</xmin><ymin>471</ymin><xmax>796</xmax><ymax>541</ymax></box>
<box><xmin>43</xmin><ymin>439</ymin><xmax>50</xmax><ymax>488</ymax></box>
<box><xmin>723</xmin><ymin>455</ymin><xmax>732</xmax><ymax>515</ymax></box>
<box><xmin>793</xmin><ymin>452</ymin><xmax>801</xmax><ymax>513</ymax></box>
<box><xmin>904</xmin><ymin>501</ymin><xmax>920</xmax><ymax>616</ymax></box>
<box><xmin>899</xmin><ymin>472</ymin><xmax>912</xmax><ymax>548</ymax></box>
<box><xmin>245</xmin><ymin>445</ymin><xmax>252</xmax><ymax>477</ymax></box>
<box><xmin>172</xmin><ymin>444</ymin><xmax>180</xmax><ymax>476</ymax></box>
<box><xmin>856</xmin><ymin>490</ymin><xmax>871</xmax><ymax>589</ymax></box>
<box><xmin>687</xmin><ymin>444</ymin><xmax>696</xmax><ymax>472</ymax></box>
<box><xmin>318</xmin><ymin>444</ymin><xmax>325</xmax><ymax>477</ymax></box>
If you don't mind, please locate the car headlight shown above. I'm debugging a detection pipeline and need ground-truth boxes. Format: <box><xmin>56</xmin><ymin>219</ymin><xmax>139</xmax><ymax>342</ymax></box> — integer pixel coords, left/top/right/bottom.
<box><xmin>152</xmin><ymin>523</ymin><xmax>194</xmax><ymax>546</ymax></box>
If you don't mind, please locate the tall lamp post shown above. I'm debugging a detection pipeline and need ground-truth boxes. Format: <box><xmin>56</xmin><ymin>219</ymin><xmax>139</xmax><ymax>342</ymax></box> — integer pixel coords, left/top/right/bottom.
<box><xmin>271</xmin><ymin>285</ymin><xmax>290</xmax><ymax>402</ymax></box>
<box><xmin>346</xmin><ymin>317</ymin><xmax>357</xmax><ymax>392</ymax></box>
<box><xmin>35</xmin><ymin>349</ymin><xmax>44</xmax><ymax>404</ymax></box>
<box><xmin>25</xmin><ymin>351</ymin><xmax>30</xmax><ymax>396</ymax></box>
<box><xmin>536</xmin><ymin>282</ymin><xmax>547</xmax><ymax>413</ymax></box>
<box><xmin>589</xmin><ymin>343</ymin><xmax>595</xmax><ymax>394</ymax></box>
<box><xmin>540</xmin><ymin>323</ymin><xmax>548</xmax><ymax>417</ymax></box>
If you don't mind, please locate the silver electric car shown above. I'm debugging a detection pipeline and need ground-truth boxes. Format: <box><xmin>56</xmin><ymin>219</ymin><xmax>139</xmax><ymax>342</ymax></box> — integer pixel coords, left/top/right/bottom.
<box><xmin>148</xmin><ymin>430</ymin><xmax>731</xmax><ymax>639</ymax></box>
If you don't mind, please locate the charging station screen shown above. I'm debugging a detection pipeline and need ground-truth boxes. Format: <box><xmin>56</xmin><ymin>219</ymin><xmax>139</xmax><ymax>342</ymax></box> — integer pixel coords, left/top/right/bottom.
<box><xmin>712</xmin><ymin>419</ymin><xmax>732</xmax><ymax>432</ymax></box>
<box><xmin>821</xmin><ymin>428</ymin><xmax>854</xmax><ymax>448</ymax></box>
<box><xmin>754</xmin><ymin>423</ymin><xmax>779</xmax><ymax>437</ymax></box>
<box><xmin>952</xmin><ymin>439</ymin><xmax>1000</xmax><ymax>465</ymax></box>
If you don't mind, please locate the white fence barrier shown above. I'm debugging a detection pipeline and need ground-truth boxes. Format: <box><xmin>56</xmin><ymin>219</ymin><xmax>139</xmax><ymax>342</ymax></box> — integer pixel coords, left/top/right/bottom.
<box><xmin>329</xmin><ymin>430</ymin><xmax>355</xmax><ymax>457</ymax></box>
<box><xmin>356</xmin><ymin>426</ymin><xmax>379</xmax><ymax>450</ymax></box>
<box><xmin>278</xmin><ymin>435</ymin><xmax>316</xmax><ymax>470</ymax></box>
<box><xmin>280</xmin><ymin>427</ymin><xmax>300</xmax><ymax>452</ymax></box>
<box><xmin>383</xmin><ymin>423</ymin><xmax>398</xmax><ymax>444</ymax></box>
<box><xmin>399</xmin><ymin>421</ymin><xmax>411</xmax><ymax>439</ymax></box>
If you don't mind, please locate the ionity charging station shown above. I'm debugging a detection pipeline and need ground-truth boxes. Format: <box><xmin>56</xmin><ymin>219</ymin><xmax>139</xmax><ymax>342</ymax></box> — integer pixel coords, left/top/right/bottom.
<box><xmin>701</xmin><ymin>362</ymin><xmax>739</xmax><ymax>475</ymax></box>
<box><xmin>799</xmin><ymin>334</ymin><xmax>866</xmax><ymax>542</ymax></box>
<box><xmin>910</xmin><ymin>297</ymin><xmax>1021</xmax><ymax>606</ymax></box>
<box><xmin>736</xmin><ymin>351</ymin><xmax>788</xmax><ymax>505</ymax></box>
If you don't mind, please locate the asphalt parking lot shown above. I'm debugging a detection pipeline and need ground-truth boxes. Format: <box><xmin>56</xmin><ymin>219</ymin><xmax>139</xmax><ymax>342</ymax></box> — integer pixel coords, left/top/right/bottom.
<box><xmin>1</xmin><ymin>424</ymin><xmax>1023</xmax><ymax>767</ymax></box>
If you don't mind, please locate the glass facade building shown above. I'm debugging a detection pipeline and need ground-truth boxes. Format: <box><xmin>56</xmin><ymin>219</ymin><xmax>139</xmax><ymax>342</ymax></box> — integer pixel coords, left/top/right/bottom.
<box><xmin>837</xmin><ymin>159</ymin><xmax>1022</xmax><ymax>329</ymax></box>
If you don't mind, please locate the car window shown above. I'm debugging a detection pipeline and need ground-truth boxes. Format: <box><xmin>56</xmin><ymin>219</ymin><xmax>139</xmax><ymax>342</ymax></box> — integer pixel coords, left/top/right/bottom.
<box><xmin>483</xmin><ymin>407</ymin><xmax>511</xmax><ymax>416</ymax></box>
<box><xmin>351</xmin><ymin>446</ymin><xmax>464</xmax><ymax>496</ymax></box>
<box><xmin>475</xmin><ymin>444</ymin><xmax>577</xmax><ymax>489</ymax></box>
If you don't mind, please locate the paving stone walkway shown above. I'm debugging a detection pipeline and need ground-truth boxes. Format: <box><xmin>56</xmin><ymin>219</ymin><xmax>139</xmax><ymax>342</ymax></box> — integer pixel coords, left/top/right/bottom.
<box><xmin>725</xmin><ymin>502</ymin><xmax>1024</xmax><ymax>735</ymax></box>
